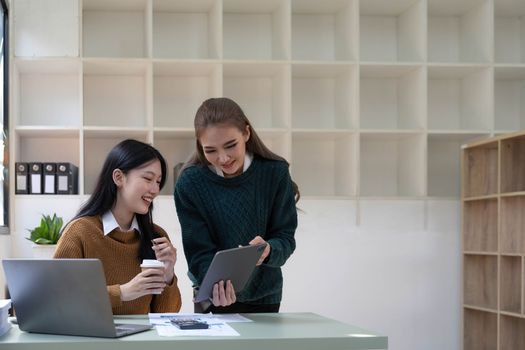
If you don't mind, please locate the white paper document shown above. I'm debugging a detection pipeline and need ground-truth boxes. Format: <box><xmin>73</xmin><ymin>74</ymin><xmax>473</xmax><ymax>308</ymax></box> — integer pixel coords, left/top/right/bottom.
<box><xmin>148</xmin><ymin>313</ymin><xmax>244</xmax><ymax>337</ymax></box>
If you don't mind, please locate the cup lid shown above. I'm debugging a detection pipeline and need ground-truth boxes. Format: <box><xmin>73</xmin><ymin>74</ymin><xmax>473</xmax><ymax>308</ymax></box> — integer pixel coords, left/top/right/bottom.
<box><xmin>140</xmin><ymin>259</ymin><xmax>164</xmax><ymax>268</ymax></box>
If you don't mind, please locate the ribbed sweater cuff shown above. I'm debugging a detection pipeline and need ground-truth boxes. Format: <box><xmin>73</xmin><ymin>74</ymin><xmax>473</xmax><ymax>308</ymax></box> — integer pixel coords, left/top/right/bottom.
<box><xmin>107</xmin><ymin>285</ymin><xmax>123</xmax><ymax>307</ymax></box>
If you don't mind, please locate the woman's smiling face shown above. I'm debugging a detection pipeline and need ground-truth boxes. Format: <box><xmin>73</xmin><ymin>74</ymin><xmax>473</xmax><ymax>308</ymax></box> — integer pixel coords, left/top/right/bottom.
<box><xmin>199</xmin><ymin>124</ymin><xmax>250</xmax><ymax>178</ymax></box>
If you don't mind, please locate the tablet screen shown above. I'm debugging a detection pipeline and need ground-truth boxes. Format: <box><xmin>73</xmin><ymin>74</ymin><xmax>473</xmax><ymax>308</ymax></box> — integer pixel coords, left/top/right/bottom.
<box><xmin>194</xmin><ymin>244</ymin><xmax>266</xmax><ymax>303</ymax></box>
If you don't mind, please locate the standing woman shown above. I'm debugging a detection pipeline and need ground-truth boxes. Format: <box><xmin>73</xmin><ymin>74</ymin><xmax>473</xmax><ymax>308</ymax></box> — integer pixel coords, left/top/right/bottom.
<box><xmin>175</xmin><ymin>97</ymin><xmax>299</xmax><ymax>313</ymax></box>
<box><xmin>54</xmin><ymin>139</ymin><xmax>182</xmax><ymax>314</ymax></box>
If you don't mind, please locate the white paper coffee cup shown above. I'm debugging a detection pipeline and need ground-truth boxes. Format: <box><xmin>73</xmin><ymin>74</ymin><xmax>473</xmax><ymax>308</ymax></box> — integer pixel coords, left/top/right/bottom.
<box><xmin>140</xmin><ymin>259</ymin><xmax>165</xmax><ymax>294</ymax></box>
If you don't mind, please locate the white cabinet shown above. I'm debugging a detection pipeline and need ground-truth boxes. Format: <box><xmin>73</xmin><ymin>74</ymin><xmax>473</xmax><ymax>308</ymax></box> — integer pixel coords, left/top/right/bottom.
<box><xmin>10</xmin><ymin>0</ymin><xmax>525</xmax><ymax>232</ymax></box>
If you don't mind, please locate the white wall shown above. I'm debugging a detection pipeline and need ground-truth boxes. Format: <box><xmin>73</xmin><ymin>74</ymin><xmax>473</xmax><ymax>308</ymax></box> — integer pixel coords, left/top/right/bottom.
<box><xmin>3</xmin><ymin>197</ymin><xmax>460</xmax><ymax>350</ymax></box>
<box><xmin>281</xmin><ymin>199</ymin><xmax>461</xmax><ymax>350</ymax></box>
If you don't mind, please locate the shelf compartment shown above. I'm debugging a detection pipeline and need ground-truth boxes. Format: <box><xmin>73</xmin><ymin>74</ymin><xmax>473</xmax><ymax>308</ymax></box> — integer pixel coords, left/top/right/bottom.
<box><xmin>14</xmin><ymin>132</ymin><xmax>80</xmax><ymax>166</ymax></box>
<box><xmin>428</xmin><ymin>66</ymin><xmax>492</xmax><ymax>131</ymax></box>
<box><xmin>428</xmin><ymin>133</ymin><xmax>488</xmax><ymax>197</ymax></box>
<box><xmin>463</xmin><ymin>198</ymin><xmax>498</xmax><ymax>253</ymax></box>
<box><xmin>500</xmin><ymin>314</ymin><xmax>525</xmax><ymax>350</ymax></box>
<box><xmin>292</xmin><ymin>131</ymin><xmax>356</xmax><ymax>196</ymax></box>
<box><xmin>428</xmin><ymin>0</ymin><xmax>491</xmax><ymax>63</ymax></box>
<box><xmin>223</xmin><ymin>0</ymin><xmax>289</xmax><ymax>60</ymax></box>
<box><xmin>83</xmin><ymin>60</ymin><xmax>148</xmax><ymax>128</ymax></box>
<box><xmin>360</xmin><ymin>64</ymin><xmax>425</xmax><ymax>130</ymax></box>
<box><xmin>292</xmin><ymin>63</ymin><xmax>356</xmax><ymax>129</ymax></box>
<box><xmin>258</xmin><ymin>129</ymin><xmax>290</xmax><ymax>162</ymax></box>
<box><xmin>291</xmin><ymin>0</ymin><xmax>357</xmax><ymax>61</ymax></box>
<box><xmin>152</xmin><ymin>0</ymin><xmax>221</xmax><ymax>59</ymax></box>
<box><xmin>153</xmin><ymin>62</ymin><xmax>221</xmax><ymax>128</ymax></box>
<box><xmin>463</xmin><ymin>254</ymin><xmax>497</xmax><ymax>310</ymax></box>
<box><xmin>153</xmin><ymin>132</ymin><xmax>195</xmax><ymax>196</ymax></box>
<box><xmin>495</xmin><ymin>67</ymin><xmax>525</xmax><ymax>132</ymax></box>
<box><xmin>83</xmin><ymin>133</ymin><xmax>148</xmax><ymax>195</ymax></box>
<box><xmin>463</xmin><ymin>141</ymin><xmax>498</xmax><ymax>198</ymax></box>
<box><xmin>359</xmin><ymin>132</ymin><xmax>425</xmax><ymax>197</ymax></box>
<box><xmin>223</xmin><ymin>62</ymin><xmax>289</xmax><ymax>129</ymax></box>
<box><xmin>463</xmin><ymin>308</ymin><xmax>497</xmax><ymax>350</ymax></box>
<box><xmin>82</xmin><ymin>0</ymin><xmax>148</xmax><ymax>58</ymax></box>
<box><xmin>501</xmin><ymin>255</ymin><xmax>522</xmax><ymax>314</ymax></box>
<box><xmin>360</xmin><ymin>0</ymin><xmax>425</xmax><ymax>62</ymax></box>
<box><xmin>501</xmin><ymin>196</ymin><xmax>525</xmax><ymax>254</ymax></box>
<box><xmin>495</xmin><ymin>0</ymin><xmax>525</xmax><ymax>63</ymax></box>
<box><xmin>14</xmin><ymin>59</ymin><xmax>81</xmax><ymax>127</ymax></box>
<box><xmin>14</xmin><ymin>0</ymin><xmax>79</xmax><ymax>57</ymax></box>
<box><xmin>501</xmin><ymin>135</ymin><xmax>525</xmax><ymax>193</ymax></box>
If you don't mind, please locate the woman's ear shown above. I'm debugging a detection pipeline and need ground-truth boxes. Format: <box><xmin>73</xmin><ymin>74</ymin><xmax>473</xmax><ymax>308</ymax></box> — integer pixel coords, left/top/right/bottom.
<box><xmin>112</xmin><ymin>169</ymin><xmax>124</xmax><ymax>187</ymax></box>
<box><xmin>244</xmin><ymin>125</ymin><xmax>251</xmax><ymax>142</ymax></box>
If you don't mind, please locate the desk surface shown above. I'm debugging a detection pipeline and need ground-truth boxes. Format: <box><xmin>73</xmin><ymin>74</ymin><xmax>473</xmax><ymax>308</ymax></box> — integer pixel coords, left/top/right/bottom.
<box><xmin>0</xmin><ymin>312</ymin><xmax>387</xmax><ymax>350</ymax></box>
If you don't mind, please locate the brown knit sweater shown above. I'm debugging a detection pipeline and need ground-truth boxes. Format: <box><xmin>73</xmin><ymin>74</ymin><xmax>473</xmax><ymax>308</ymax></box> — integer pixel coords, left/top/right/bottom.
<box><xmin>53</xmin><ymin>215</ymin><xmax>182</xmax><ymax>315</ymax></box>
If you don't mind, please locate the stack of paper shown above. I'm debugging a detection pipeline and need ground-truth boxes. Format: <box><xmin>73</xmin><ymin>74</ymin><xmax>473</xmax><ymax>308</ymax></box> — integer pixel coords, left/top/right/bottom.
<box><xmin>148</xmin><ymin>313</ymin><xmax>253</xmax><ymax>337</ymax></box>
<box><xmin>0</xmin><ymin>300</ymin><xmax>12</xmax><ymax>337</ymax></box>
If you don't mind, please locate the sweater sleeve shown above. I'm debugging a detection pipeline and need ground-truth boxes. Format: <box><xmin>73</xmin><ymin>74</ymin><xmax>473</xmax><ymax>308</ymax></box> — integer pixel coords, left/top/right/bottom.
<box><xmin>53</xmin><ymin>218</ymin><xmax>123</xmax><ymax>308</ymax></box>
<box><xmin>264</xmin><ymin>166</ymin><xmax>297</xmax><ymax>268</ymax></box>
<box><xmin>174</xmin><ymin>174</ymin><xmax>217</xmax><ymax>285</ymax></box>
<box><xmin>53</xmin><ymin>221</ymin><xmax>85</xmax><ymax>259</ymax></box>
<box><xmin>150</xmin><ymin>226</ymin><xmax>182</xmax><ymax>312</ymax></box>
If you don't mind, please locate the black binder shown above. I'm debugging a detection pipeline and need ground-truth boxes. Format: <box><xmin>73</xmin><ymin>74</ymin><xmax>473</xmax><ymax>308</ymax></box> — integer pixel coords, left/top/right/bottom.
<box><xmin>28</xmin><ymin>162</ymin><xmax>43</xmax><ymax>194</ymax></box>
<box><xmin>15</xmin><ymin>162</ymin><xmax>29</xmax><ymax>194</ymax></box>
<box><xmin>43</xmin><ymin>163</ymin><xmax>57</xmax><ymax>194</ymax></box>
<box><xmin>56</xmin><ymin>163</ymin><xmax>78</xmax><ymax>194</ymax></box>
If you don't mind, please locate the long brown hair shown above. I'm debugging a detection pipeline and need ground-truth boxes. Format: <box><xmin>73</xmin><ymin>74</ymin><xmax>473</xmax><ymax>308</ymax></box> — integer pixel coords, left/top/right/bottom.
<box><xmin>183</xmin><ymin>97</ymin><xmax>300</xmax><ymax>202</ymax></box>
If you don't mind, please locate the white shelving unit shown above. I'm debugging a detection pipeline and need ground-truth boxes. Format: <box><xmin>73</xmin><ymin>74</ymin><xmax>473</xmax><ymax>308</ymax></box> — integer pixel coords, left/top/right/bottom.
<box><xmin>83</xmin><ymin>60</ymin><xmax>149</xmax><ymax>127</ymax></box>
<box><xmin>427</xmin><ymin>65</ymin><xmax>492</xmax><ymax>131</ymax></box>
<box><xmin>360</xmin><ymin>0</ymin><xmax>425</xmax><ymax>63</ymax></box>
<box><xmin>152</xmin><ymin>0</ymin><xmax>222</xmax><ymax>60</ymax></box>
<box><xmin>428</xmin><ymin>0</ymin><xmax>492</xmax><ymax>63</ymax></box>
<box><xmin>427</xmin><ymin>132</ymin><xmax>486</xmax><ymax>197</ymax></box>
<box><xmin>153</xmin><ymin>62</ymin><xmax>221</xmax><ymax>128</ymax></box>
<box><xmin>495</xmin><ymin>0</ymin><xmax>525</xmax><ymax>64</ymax></box>
<box><xmin>292</xmin><ymin>131</ymin><xmax>356</xmax><ymax>197</ymax></box>
<box><xmin>10</xmin><ymin>0</ymin><xmax>525</xmax><ymax>233</ymax></box>
<box><xmin>360</xmin><ymin>64</ymin><xmax>425</xmax><ymax>130</ymax></box>
<box><xmin>291</xmin><ymin>0</ymin><xmax>357</xmax><ymax>61</ymax></box>
<box><xmin>495</xmin><ymin>66</ymin><xmax>525</xmax><ymax>132</ymax></box>
<box><xmin>360</xmin><ymin>132</ymin><xmax>425</xmax><ymax>197</ymax></box>
<box><xmin>292</xmin><ymin>63</ymin><xmax>356</xmax><ymax>129</ymax></box>
<box><xmin>82</xmin><ymin>0</ymin><xmax>149</xmax><ymax>58</ymax></box>
<box><xmin>223</xmin><ymin>0</ymin><xmax>289</xmax><ymax>60</ymax></box>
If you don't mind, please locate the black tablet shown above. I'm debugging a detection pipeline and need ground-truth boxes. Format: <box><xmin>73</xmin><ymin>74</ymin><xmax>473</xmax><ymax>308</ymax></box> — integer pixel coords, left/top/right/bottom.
<box><xmin>194</xmin><ymin>244</ymin><xmax>266</xmax><ymax>303</ymax></box>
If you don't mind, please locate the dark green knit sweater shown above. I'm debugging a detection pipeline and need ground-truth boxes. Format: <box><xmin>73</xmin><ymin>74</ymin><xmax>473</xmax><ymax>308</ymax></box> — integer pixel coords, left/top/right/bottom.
<box><xmin>174</xmin><ymin>156</ymin><xmax>297</xmax><ymax>305</ymax></box>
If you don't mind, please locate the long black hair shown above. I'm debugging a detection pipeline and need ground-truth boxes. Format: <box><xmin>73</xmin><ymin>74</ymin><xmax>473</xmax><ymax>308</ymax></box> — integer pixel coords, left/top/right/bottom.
<box><xmin>183</xmin><ymin>97</ymin><xmax>300</xmax><ymax>202</ymax></box>
<box><xmin>73</xmin><ymin>139</ymin><xmax>167</xmax><ymax>260</ymax></box>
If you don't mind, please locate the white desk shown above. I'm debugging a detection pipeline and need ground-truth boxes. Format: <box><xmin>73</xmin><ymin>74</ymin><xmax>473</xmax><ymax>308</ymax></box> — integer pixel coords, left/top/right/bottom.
<box><xmin>0</xmin><ymin>312</ymin><xmax>388</xmax><ymax>350</ymax></box>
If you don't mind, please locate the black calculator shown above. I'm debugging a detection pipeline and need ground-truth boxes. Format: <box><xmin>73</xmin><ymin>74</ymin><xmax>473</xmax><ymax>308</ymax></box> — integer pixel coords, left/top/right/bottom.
<box><xmin>170</xmin><ymin>319</ymin><xmax>209</xmax><ymax>330</ymax></box>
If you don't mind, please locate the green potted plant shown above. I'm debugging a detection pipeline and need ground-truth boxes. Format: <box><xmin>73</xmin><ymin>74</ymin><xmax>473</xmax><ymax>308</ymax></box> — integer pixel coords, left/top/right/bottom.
<box><xmin>26</xmin><ymin>213</ymin><xmax>64</xmax><ymax>258</ymax></box>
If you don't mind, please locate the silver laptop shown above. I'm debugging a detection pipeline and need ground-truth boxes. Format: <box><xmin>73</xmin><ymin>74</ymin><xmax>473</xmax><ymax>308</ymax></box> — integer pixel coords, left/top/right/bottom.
<box><xmin>2</xmin><ymin>259</ymin><xmax>152</xmax><ymax>338</ymax></box>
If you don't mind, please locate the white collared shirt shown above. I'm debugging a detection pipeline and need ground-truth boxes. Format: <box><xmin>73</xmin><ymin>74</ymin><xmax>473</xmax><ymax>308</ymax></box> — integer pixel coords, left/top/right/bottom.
<box><xmin>101</xmin><ymin>210</ymin><xmax>140</xmax><ymax>236</ymax></box>
<box><xmin>209</xmin><ymin>152</ymin><xmax>253</xmax><ymax>177</ymax></box>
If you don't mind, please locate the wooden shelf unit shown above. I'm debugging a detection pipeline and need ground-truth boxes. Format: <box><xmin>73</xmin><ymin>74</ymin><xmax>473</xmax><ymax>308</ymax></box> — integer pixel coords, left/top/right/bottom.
<box><xmin>462</xmin><ymin>130</ymin><xmax>525</xmax><ymax>350</ymax></box>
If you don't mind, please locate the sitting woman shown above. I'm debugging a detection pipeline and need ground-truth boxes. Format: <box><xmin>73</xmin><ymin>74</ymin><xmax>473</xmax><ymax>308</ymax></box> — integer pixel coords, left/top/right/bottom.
<box><xmin>54</xmin><ymin>139</ymin><xmax>182</xmax><ymax>314</ymax></box>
